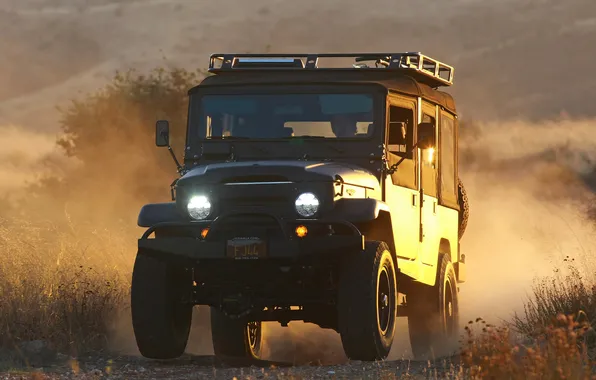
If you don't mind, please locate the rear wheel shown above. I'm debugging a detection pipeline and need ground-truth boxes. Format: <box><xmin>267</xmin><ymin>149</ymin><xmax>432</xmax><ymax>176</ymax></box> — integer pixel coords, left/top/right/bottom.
<box><xmin>407</xmin><ymin>254</ymin><xmax>459</xmax><ymax>359</ymax></box>
<box><xmin>131</xmin><ymin>250</ymin><xmax>193</xmax><ymax>359</ymax></box>
<box><xmin>210</xmin><ymin>308</ymin><xmax>263</xmax><ymax>360</ymax></box>
<box><xmin>337</xmin><ymin>241</ymin><xmax>397</xmax><ymax>361</ymax></box>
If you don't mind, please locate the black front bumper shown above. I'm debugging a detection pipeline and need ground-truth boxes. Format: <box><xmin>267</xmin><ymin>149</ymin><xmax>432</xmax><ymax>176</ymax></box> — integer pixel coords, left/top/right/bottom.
<box><xmin>138</xmin><ymin>210</ymin><xmax>365</xmax><ymax>261</ymax></box>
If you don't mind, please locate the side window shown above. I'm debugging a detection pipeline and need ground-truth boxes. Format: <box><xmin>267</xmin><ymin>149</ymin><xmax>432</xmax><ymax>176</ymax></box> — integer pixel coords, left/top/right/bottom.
<box><xmin>387</xmin><ymin>103</ymin><xmax>416</xmax><ymax>189</ymax></box>
<box><xmin>439</xmin><ymin>111</ymin><xmax>458</xmax><ymax>207</ymax></box>
<box><xmin>388</xmin><ymin>105</ymin><xmax>414</xmax><ymax>159</ymax></box>
<box><xmin>421</xmin><ymin>113</ymin><xmax>437</xmax><ymax>168</ymax></box>
<box><xmin>420</xmin><ymin>111</ymin><xmax>438</xmax><ymax>197</ymax></box>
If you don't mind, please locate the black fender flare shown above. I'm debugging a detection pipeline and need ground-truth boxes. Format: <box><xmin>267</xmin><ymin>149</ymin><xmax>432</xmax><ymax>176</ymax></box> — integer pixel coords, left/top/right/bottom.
<box><xmin>332</xmin><ymin>198</ymin><xmax>390</xmax><ymax>223</ymax></box>
<box><xmin>138</xmin><ymin>202</ymin><xmax>186</xmax><ymax>228</ymax></box>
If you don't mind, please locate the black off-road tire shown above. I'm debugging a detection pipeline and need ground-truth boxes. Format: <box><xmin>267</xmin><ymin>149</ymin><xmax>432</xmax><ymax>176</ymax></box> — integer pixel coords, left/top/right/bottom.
<box><xmin>458</xmin><ymin>177</ymin><xmax>470</xmax><ymax>240</ymax></box>
<box><xmin>337</xmin><ymin>241</ymin><xmax>398</xmax><ymax>361</ymax></box>
<box><xmin>210</xmin><ymin>308</ymin><xmax>263</xmax><ymax>361</ymax></box>
<box><xmin>131</xmin><ymin>250</ymin><xmax>193</xmax><ymax>359</ymax></box>
<box><xmin>407</xmin><ymin>254</ymin><xmax>459</xmax><ymax>359</ymax></box>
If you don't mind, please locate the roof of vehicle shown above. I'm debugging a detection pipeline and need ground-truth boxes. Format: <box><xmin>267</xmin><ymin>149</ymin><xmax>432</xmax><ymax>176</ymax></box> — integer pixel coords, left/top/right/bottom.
<box><xmin>189</xmin><ymin>53</ymin><xmax>457</xmax><ymax>114</ymax></box>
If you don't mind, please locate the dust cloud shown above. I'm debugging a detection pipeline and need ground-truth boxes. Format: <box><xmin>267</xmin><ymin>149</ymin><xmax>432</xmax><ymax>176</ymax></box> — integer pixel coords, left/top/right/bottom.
<box><xmin>0</xmin><ymin>125</ymin><xmax>72</xmax><ymax>195</ymax></box>
<box><xmin>458</xmin><ymin>117</ymin><xmax>596</xmax><ymax>325</ymax></box>
<box><xmin>1</xmin><ymin>0</ymin><xmax>596</xmax><ymax>366</ymax></box>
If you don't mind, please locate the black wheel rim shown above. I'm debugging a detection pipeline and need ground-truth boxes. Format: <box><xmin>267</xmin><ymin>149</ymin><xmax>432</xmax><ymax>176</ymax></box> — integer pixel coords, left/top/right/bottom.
<box><xmin>246</xmin><ymin>321</ymin><xmax>261</xmax><ymax>354</ymax></box>
<box><xmin>377</xmin><ymin>265</ymin><xmax>394</xmax><ymax>335</ymax></box>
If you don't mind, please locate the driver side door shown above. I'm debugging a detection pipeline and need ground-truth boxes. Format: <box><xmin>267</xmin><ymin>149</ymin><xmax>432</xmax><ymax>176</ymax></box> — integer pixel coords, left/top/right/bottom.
<box><xmin>384</xmin><ymin>95</ymin><xmax>421</xmax><ymax>270</ymax></box>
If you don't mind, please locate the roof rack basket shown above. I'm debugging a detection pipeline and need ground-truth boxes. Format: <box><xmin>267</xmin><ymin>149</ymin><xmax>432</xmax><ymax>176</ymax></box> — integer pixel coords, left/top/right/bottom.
<box><xmin>208</xmin><ymin>52</ymin><xmax>454</xmax><ymax>88</ymax></box>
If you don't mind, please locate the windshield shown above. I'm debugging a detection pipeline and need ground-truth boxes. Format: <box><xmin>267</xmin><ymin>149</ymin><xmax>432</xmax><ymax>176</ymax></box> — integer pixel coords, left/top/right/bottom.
<box><xmin>192</xmin><ymin>92</ymin><xmax>377</xmax><ymax>140</ymax></box>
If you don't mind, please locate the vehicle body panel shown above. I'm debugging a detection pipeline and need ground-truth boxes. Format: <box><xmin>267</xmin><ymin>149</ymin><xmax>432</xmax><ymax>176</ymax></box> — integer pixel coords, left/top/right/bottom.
<box><xmin>138</xmin><ymin>53</ymin><xmax>465</xmax><ymax>303</ymax></box>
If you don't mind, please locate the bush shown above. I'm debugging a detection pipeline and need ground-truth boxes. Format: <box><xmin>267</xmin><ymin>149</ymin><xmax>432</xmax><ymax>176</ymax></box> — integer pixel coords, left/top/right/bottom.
<box><xmin>0</xmin><ymin>66</ymin><xmax>205</xmax><ymax>357</ymax></box>
<box><xmin>461</xmin><ymin>315</ymin><xmax>595</xmax><ymax>380</ymax></box>
<box><xmin>8</xmin><ymin>67</ymin><xmax>204</xmax><ymax>225</ymax></box>
<box><xmin>511</xmin><ymin>258</ymin><xmax>596</xmax><ymax>350</ymax></box>
<box><xmin>458</xmin><ymin>257</ymin><xmax>596</xmax><ymax>379</ymax></box>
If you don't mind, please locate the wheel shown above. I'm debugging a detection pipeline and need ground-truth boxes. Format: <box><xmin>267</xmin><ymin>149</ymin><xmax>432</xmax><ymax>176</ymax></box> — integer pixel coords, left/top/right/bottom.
<box><xmin>458</xmin><ymin>177</ymin><xmax>470</xmax><ymax>240</ymax></box>
<box><xmin>337</xmin><ymin>241</ymin><xmax>397</xmax><ymax>361</ymax></box>
<box><xmin>131</xmin><ymin>250</ymin><xmax>193</xmax><ymax>359</ymax></box>
<box><xmin>407</xmin><ymin>254</ymin><xmax>459</xmax><ymax>359</ymax></box>
<box><xmin>210</xmin><ymin>308</ymin><xmax>263</xmax><ymax>360</ymax></box>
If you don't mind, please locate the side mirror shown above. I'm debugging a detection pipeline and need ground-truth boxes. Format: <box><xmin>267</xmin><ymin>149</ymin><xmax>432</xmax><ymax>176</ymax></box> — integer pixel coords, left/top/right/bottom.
<box><xmin>417</xmin><ymin>122</ymin><xmax>436</xmax><ymax>149</ymax></box>
<box><xmin>156</xmin><ymin>120</ymin><xmax>170</xmax><ymax>147</ymax></box>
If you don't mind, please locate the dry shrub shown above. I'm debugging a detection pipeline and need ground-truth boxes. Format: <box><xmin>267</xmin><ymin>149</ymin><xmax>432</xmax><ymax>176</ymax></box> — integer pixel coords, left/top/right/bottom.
<box><xmin>461</xmin><ymin>315</ymin><xmax>596</xmax><ymax>379</ymax></box>
<box><xmin>511</xmin><ymin>259</ymin><xmax>596</xmax><ymax>345</ymax></box>
<box><xmin>458</xmin><ymin>256</ymin><xmax>596</xmax><ymax>379</ymax></box>
<box><xmin>0</xmin><ymin>216</ymin><xmax>134</xmax><ymax>355</ymax></box>
<box><xmin>0</xmin><ymin>66</ymin><xmax>203</xmax><ymax>356</ymax></box>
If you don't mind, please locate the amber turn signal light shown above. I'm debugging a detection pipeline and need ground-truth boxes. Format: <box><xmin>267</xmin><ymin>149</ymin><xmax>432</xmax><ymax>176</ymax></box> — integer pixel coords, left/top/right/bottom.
<box><xmin>295</xmin><ymin>225</ymin><xmax>308</xmax><ymax>238</ymax></box>
<box><xmin>201</xmin><ymin>228</ymin><xmax>209</xmax><ymax>239</ymax></box>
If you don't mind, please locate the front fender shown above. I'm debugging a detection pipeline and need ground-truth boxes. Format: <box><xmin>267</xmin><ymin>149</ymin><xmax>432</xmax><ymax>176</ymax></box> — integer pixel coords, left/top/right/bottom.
<box><xmin>332</xmin><ymin>198</ymin><xmax>390</xmax><ymax>223</ymax></box>
<box><xmin>137</xmin><ymin>202</ymin><xmax>187</xmax><ymax>227</ymax></box>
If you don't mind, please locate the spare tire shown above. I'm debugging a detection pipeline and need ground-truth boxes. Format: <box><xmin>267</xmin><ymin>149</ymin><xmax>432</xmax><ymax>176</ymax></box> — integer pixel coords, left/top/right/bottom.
<box><xmin>458</xmin><ymin>178</ymin><xmax>469</xmax><ymax>240</ymax></box>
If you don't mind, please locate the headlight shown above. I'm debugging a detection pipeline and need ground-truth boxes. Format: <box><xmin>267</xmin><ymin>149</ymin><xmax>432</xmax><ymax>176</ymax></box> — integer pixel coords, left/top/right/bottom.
<box><xmin>187</xmin><ymin>195</ymin><xmax>211</xmax><ymax>220</ymax></box>
<box><xmin>295</xmin><ymin>192</ymin><xmax>320</xmax><ymax>218</ymax></box>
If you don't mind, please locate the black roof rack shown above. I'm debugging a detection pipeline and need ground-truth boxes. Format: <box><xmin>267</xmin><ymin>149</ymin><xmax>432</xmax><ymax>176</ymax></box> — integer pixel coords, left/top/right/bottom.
<box><xmin>208</xmin><ymin>52</ymin><xmax>454</xmax><ymax>88</ymax></box>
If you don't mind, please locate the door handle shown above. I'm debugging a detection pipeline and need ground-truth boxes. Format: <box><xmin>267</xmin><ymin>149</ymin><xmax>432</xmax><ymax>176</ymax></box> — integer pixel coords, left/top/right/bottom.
<box><xmin>412</xmin><ymin>194</ymin><xmax>417</xmax><ymax>206</ymax></box>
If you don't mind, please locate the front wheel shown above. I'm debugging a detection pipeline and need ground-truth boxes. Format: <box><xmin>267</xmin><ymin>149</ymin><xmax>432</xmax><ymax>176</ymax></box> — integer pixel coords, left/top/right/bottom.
<box><xmin>210</xmin><ymin>308</ymin><xmax>263</xmax><ymax>360</ymax></box>
<box><xmin>131</xmin><ymin>250</ymin><xmax>193</xmax><ymax>359</ymax></box>
<box><xmin>337</xmin><ymin>241</ymin><xmax>398</xmax><ymax>361</ymax></box>
<box><xmin>407</xmin><ymin>254</ymin><xmax>459</xmax><ymax>359</ymax></box>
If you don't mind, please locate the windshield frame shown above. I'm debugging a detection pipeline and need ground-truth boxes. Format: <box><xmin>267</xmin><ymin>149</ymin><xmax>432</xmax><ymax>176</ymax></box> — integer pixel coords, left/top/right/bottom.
<box><xmin>186</xmin><ymin>84</ymin><xmax>386</xmax><ymax>150</ymax></box>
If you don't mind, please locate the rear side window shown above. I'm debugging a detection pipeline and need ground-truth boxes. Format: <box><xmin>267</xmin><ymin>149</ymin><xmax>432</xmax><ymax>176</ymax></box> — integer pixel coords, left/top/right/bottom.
<box><xmin>439</xmin><ymin>111</ymin><xmax>457</xmax><ymax>206</ymax></box>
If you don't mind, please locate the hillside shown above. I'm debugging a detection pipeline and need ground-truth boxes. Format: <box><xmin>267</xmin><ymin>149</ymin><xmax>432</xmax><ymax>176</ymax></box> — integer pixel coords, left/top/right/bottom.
<box><xmin>0</xmin><ymin>0</ymin><xmax>595</xmax><ymax>132</ymax></box>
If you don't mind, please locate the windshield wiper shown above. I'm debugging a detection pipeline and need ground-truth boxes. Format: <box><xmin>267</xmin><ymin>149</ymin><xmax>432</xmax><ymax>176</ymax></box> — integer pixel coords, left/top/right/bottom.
<box><xmin>206</xmin><ymin>136</ymin><xmax>251</xmax><ymax>140</ymax></box>
<box><xmin>287</xmin><ymin>136</ymin><xmax>327</xmax><ymax>139</ymax></box>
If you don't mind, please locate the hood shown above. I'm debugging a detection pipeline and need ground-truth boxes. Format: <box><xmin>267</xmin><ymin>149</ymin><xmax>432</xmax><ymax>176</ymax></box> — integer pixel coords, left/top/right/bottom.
<box><xmin>177</xmin><ymin>160</ymin><xmax>380</xmax><ymax>189</ymax></box>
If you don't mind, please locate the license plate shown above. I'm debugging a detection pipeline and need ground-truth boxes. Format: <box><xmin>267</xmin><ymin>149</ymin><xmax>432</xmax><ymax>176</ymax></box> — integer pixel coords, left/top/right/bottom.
<box><xmin>226</xmin><ymin>237</ymin><xmax>267</xmax><ymax>260</ymax></box>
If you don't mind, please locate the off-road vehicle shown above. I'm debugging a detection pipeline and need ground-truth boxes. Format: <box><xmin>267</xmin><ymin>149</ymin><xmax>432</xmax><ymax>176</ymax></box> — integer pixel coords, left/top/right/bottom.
<box><xmin>131</xmin><ymin>52</ymin><xmax>470</xmax><ymax>362</ymax></box>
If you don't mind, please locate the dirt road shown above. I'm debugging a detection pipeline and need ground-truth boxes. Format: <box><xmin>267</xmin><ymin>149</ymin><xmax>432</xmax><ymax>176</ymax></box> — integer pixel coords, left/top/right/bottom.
<box><xmin>1</xmin><ymin>354</ymin><xmax>460</xmax><ymax>379</ymax></box>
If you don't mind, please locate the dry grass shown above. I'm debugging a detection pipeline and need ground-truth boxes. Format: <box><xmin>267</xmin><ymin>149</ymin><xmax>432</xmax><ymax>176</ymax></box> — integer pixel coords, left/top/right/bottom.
<box><xmin>461</xmin><ymin>314</ymin><xmax>596</xmax><ymax>380</ymax></box>
<box><xmin>0</xmin><ymin>215</ymin><xmax>134</xmax><ymax>357</ymax></box>
<box><xmin>512</xmin><ymin>258</ymin><xmax>596</xmax><ymax>343</ymax></box>
<box><xmin>456</xmin><ymin>256</ymin><xmax>596</xmax><ymax>379</ymax></box>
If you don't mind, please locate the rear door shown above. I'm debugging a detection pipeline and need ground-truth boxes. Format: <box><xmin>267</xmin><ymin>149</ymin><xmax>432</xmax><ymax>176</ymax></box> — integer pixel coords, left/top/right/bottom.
<box><xmin>419</xmin><ymin>100</ymin><xmax>439</xmax><ymax>268</ymax></box>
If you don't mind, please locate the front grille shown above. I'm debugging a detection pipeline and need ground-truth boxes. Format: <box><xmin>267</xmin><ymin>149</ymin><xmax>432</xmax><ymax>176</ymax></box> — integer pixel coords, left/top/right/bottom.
<box><xmin>219</xmin><ymin>196</ymin><xmax>289</xmax><ymax>214</ymax></box>
<box><xmin>212</xmin><ymin>214</ymin><xmax>283</xmax><ymax>240</ymax></box>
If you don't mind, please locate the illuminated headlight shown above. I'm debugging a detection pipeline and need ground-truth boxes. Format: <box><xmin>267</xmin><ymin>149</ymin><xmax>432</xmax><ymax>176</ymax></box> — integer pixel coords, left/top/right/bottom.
<box><xmin>187</xmin><ymin>195</ymin><xmax>211</xmax><ymax>220</ymax></box>
<box><xmin>295</xmin><ymin>192</ymin><xmax>320</xmax><ymax>218</ymax></box>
